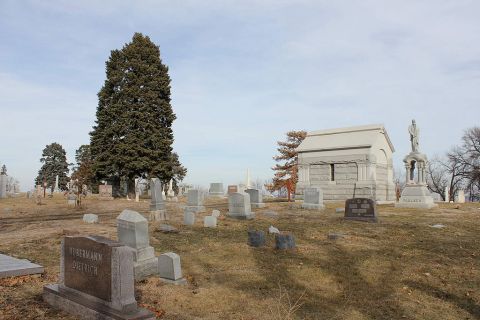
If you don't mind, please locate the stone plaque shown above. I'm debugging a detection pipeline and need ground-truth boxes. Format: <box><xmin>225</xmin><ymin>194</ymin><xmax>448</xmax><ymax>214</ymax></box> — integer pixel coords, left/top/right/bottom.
<box><xmin>63</xmin><ymin>236</ymin><xmax>121</xmax><ymax>301</ymax></box>
<box><xmin>344</xmin><ymin>198</ymin><xmax>377</xmax><ymax>222</ymax></box>
<box><xmin>99</xmin><ymin>185</ymin><xmax>113</xmax><ymax>200</ymax></box>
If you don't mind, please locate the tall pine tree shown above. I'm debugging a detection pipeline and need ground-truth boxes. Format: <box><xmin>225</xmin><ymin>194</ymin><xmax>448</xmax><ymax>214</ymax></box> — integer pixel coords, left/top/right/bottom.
<box><xmin>90</xmin><ymin>33</ymin><xmax>183</xmax><ymax>196</ymax></box>
<box><xmin>35</xmin><ymin>142</ymin><xmax>70</xmax><ymax>191</ymax></box>
<box><xmin>266</xmin><ymin>131</ymin><xmax>307</xmax><ymax>201</ymax></box>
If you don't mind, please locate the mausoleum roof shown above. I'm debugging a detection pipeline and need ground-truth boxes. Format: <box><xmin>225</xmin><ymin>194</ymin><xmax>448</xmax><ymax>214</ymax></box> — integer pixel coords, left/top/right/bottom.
<box><xmin>297</xmin><ymin>124</ymin><xmax>395</xmax><ymax>153</ymax></box>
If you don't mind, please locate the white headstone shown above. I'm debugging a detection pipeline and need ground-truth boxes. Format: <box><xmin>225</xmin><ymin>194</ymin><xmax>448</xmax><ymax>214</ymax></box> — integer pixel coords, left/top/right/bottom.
<box><xmin>445</xmin><ymin>186</ymin><xmax>450</xmax><ymax>202</ymax></box>
<box><xmin>456</xmin><ymin>190</ymin><xmax>465</xmax><ymax>203</ymax></box>
<box><xmin>82</xmin><ymin>214</ymin><xmax>98</xmax><ymax>224</ymax></box>
<box><xmin>183</xmin><ymin>210</ymin><xmax>195</xmax><ymax>226</ymax></box>
<box><xmin>204</xmin><ymin>216</ymin><xmax>217</xmax><ymax>228</ymax></box>
<box><xmin>301</xmin><ymin>187</ymin><xmax>324</xmax><ymax>210</ymax></box>
<box><xmin>158</xmin><ymin>252</ymin><xmax>186</xmax><ymax>284</ymax></box>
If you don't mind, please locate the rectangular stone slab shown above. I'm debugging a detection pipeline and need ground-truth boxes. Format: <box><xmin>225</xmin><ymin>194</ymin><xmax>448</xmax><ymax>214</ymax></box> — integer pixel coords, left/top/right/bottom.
<box><xmin>0</xmin><ymin>253</ymin><xmax>44</xmax><ymax>278</ymax></box>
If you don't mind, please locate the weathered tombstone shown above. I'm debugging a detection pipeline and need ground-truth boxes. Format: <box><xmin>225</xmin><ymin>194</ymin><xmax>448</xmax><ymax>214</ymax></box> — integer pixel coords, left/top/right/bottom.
<box><xmin>227</xmin><ymin>185</ymin><xmax>238</xmax><ymax>194</ymax></box>
<box><xmin>158</xmin><ymin>252</ymin><xmax>186</xmax><ymax>285</ymax></box>
<box><xmin>204</xmin><ymin>216</ymin><xmax>217</xmax><ymax>228</ymax></box>
<box><xmin>67</xmin><ymin>193</ymin><xmax>77</xmax><ymax>206</ymax></box>
<box><xmin>275</xmin><ymin>232</ymin><xmax>296</xmax><ymax>250</ymax></box>
<box><xmin>99</xmin><ymin>184</ymin><xmax>114</xmax><ymax>200</ymax></box>
<box><xmin>0</xmin><ymin>171</ymin><xmax>7</xmax><ymax>199</ymax></box>
<box><xmin>149</xmin><ymin>178</ymin><xmax>167</xmax><ymax>221</ymax></box>
<box><xmin>54</xmin><ymin>175</ymin><xmax>60</xmax><ymax>193</ymax></box>
<box><xmin>245</xmin><ymin>188</ymin><xmax>266</xmax><ymax>208</ymax></box>
<box><xmin>185</xmin><ymin>189</ymin><xmax>205</xmax><ymax>213</ymax></box>
<box><xmin>456</xmin><ymin>190</ymin><xmax>465</xmax><ymax>203</ymax></box>
<box><xmin>344</xmin><ymin>198</ymin><xmax>377</xmax><ymax>222</ymax></box>
<box><xmin>83</xmin><ymin>214</ymin><xmax>98</xmax><ymax>224</ymax></box>
<box><xmin>183</xmin><ymin>210</ymin><xmax>195</xmax><ymax>226</ymax></box>
<box><xmin>445</xmin><ymin>186</ymin><xmax>450</xmax><ymax>202</ymax></box>
<box><xmin>0</xmin><ymin>253</ymin><xmax>44</xmax><ymax>278</ymax></box>
<box><xmin>247</xmin><ymin>230</ymin><xmax>265</xmax><ymax>247</ymax></box>
<box><xmin>209</xmin><ymin>182</ymin><xmax>224</xmax><ymax>197</ymax></box>
<box><xmin>227</xmin><ymin>192</ymin><xmax>254</xmax><ymax>220</ymax></box>
<box><xmin>43</xmin><ymin>235</ymin><xmax>155</xmax><ymax>319</ymax></box>
<box><xmin>117</xmin><ymin>210</ymin><xmax>158</xmax><ymax>280</ymax></box>
<box><xmin>301</xmin><ymin>187</ymin><xmax>324</xmax><ymax>210</ymax></box>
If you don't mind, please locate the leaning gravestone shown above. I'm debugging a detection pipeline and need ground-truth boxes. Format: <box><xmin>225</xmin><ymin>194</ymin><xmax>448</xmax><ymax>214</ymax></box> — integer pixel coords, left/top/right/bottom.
<box><xmin>98</xmin><ymin>184</ymin><xmax>114</xmax><ymax>200</ymax></box>
<box><xmin>209</xmin><ymin>182</ymin><xmax>224</xmax><ymax>197</ymax></box>
<box><xmin>344</xmin><ymin>198</ymin><xmax>377</xmax><ymax>222</ymax></box>
<box><xmin>301</xmin><ymin>187</ymin><xmax>324</xmax><ymax>210</ymax></box>
<box><xmin>149</xmin><ymin>178</ymin><xmax>167</xmax><ymax>221</ymax></box>
<box><xmin>227</xmin><ymin>192</ymin><xmax>254</xmax><ymax>220</ymax></box>
<box><xmin>245</xmin><ymin>188</ymin><xmax>266</xmax><ymax>208</ymax></box>
<box><xmin>43</xmin><ymin>235</ymin><xmax>155</xmax><ymax>319</ymax></box>
<box><xmin>185</xmin><ymin>189</ymin><xmax>205</xmax><ymax>213</ymax></box>
<box><xmin>117</xmin><ymin>210</ymin><xmax>158</xmax><ymax>280</ymax></box>
<box><xmin>0</xmin><ymin>253</ymin><xmax>44</xmax><ymax>278</ymax></box>
<box><xmin>158</xmin><ymin>252</ymin><xmax>186</xmax><ymax>285</ymax></box>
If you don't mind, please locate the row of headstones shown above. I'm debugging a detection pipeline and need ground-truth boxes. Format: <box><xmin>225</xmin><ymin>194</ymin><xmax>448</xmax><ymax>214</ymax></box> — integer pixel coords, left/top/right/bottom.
<box><xmin>44</xmin><ymin>208</ymin><xmax>184</xmax><ymax>319</ymax></box>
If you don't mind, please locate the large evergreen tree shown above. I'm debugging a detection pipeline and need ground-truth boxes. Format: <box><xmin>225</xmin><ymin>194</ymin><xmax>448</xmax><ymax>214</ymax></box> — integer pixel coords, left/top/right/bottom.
<box><xmin>35</xmin><ymin>142</ymin><xmax>70</xmax><ymax>191</ymax></box>
<box><xmin>266</xmin><ymin>131</ymin><xmax>307</xmax><ymax>201</ymax></box>
<box><xmin>90</xmin><ymin>33</ymin><xmax>183</xmax><ymax>195</ymax></box>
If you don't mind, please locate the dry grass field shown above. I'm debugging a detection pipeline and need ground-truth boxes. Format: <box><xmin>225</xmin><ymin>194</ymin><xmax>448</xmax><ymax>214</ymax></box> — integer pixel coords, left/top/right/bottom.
<box><xmin>0</xmin><ymin>195</ymin><xmax>479</xmax><ymax>320</ymax></box>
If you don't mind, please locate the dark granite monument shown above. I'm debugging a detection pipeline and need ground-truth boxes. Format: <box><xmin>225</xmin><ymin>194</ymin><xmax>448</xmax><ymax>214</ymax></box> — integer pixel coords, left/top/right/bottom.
<box><xmin>43</xmin><ymin>235</ymin><xmax>155</xmax><ymax>320</ymax></box>
<box><xmin>344</xmin><ymin>198</ymin><xmax>377</xmax><ymax>222</ymax></box>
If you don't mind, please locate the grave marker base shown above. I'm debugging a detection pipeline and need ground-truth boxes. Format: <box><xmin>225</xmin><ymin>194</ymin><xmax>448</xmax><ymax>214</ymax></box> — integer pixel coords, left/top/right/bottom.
<box><xmin>43</xmin><ymin>284</ymin><xmax>155</xmax><ymax>320</ymax></box>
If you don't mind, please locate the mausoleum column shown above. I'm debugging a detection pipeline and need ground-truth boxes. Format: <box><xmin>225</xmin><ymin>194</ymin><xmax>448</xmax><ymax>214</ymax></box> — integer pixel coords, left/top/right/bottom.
<box><xmin>404</xmin><ymin>163</ymin><xmax>410</xmax><ymax>185</ymax></box>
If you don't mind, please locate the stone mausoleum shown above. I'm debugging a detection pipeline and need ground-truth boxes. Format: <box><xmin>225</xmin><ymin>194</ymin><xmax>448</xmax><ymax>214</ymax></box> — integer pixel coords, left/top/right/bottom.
<box><xmin>296</xmin><ymin>124</ymin><xmax>396</xmax><ymax>202</ymax></box>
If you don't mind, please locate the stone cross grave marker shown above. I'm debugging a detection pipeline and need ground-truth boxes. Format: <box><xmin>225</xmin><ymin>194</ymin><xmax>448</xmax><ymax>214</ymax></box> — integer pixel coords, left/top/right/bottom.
<box><xmin>344</xmin><ymin>198</ymin><xmax>377</xmax><ymax>222</ymax></box>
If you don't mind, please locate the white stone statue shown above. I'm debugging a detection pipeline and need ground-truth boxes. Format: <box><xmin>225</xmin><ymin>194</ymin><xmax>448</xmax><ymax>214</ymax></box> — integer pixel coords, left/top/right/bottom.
<box><xmin>408</xmin><ymin>119</ymin><xmax>419</xmax><ymax>152</ymax></box>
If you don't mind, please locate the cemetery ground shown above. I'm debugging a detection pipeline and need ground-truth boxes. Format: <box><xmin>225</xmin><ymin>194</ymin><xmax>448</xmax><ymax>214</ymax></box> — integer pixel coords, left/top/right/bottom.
<box><xmin>0</xmin><ymin>196</ymin><xmax>479</xmax><ymax>320</ymax></box>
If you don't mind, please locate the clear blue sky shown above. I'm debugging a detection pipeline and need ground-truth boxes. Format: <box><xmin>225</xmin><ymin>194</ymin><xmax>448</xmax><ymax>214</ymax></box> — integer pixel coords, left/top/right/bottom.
<box><xmin>1</xmin><ymin>1</ymin><xmax>479</xmax><ymax>191</ymax></box>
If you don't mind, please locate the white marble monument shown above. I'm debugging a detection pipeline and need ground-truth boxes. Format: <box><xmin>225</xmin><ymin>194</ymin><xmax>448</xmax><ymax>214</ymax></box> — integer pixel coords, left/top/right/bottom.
<box><xmin>396</xmin><ymin>120</ymin><xmax>437</xmax><ymax>209</ymax></box>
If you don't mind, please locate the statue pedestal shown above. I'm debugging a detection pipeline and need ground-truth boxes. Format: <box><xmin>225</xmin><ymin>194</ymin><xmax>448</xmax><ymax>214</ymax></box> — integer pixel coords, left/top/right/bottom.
<box><xmin>395</xmin><ymin>184</ymin><xmax>437</xmax><ymax>209</ymax></box>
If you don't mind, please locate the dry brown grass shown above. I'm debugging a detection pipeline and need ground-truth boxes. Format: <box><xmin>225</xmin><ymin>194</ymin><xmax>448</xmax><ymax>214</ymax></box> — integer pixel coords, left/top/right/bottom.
<box><xmin>0</xmin><ymin>195</ymin><xmax>479</xmax><ymax>319</ymax></box>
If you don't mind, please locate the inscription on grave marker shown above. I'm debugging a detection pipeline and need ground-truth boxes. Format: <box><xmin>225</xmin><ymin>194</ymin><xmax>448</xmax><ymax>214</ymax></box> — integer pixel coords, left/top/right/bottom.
<box><xmin>63</xmin><ymin>236</ymin><xmax>120</xmax><ymax>301</ymax></box>
<box><xmin>344</xmin><ymin>198</ymin><xmax>377</xmax><ymax>222</ymax></box>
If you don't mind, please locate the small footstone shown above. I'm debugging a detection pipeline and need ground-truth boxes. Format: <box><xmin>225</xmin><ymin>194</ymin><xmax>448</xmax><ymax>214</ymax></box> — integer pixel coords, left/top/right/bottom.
<box><xmin>82</xmin><ymin>214</ymin><xmax>98</xmax><ymax>224</ymax></box>
<box><xmin>184</xmin><ymin>211</ymin><xmax>195</xmax><ymax>226</ymax></box>
<box><xmin>158</xmin><ymin>224</ymin><xmax>179</xmax><ymax>233</ymax></box>
<box><xmin>335</xmin><ymin>208</ymin><xmax>345</xmax><ymax>213</ymax></box>
<box><xmin>263</xmin><ymin>211</ymin><xmax>279</xmax><ymax>218</ymax></box>
<box><xmin>327</xmin><ymin>232</ymin><xmax>345</xmax><ymax>240</ymax></box>
<box><xmin>247</xmin><ymin>230</ymin><xmax>266</xmax><ymax>247</ymax></box>
<box><xmin>430</xmin><ymin>224</ymin><xmax>446</xmax><ymax>229</ymax></box>
<box><xmin>211</xmin><ymin>210</ymin><xmax>221</xmax><ymax>218</ymax></box>
<box><xmin>275</xmin><ymin>232</ymin><xmax>296</xmax><ymax>250</ymax></box>
<box><xmin>0</xmin><ymin>254</ymin><xmax>44</xmax><ymax>278</ymax></box>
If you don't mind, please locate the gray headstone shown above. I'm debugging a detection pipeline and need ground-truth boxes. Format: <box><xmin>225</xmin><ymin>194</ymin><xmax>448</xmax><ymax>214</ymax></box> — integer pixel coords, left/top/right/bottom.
<box><xmin>158</xmin><ymin>252</ymin><xmax>186</xmax><ymax>285</ymax></box>
<box><xmin>344</xmin><ymin>198</ymin><xmax>377</xmax><ymax>222</ymax></box>
<box><xmin>209</xmin><ymin>183</ymin><xmax>224</xmax><ymax>197</ymax></box>
<box><xmin>301</xmin><ymin>187</ymin><xmax>324</xmax><ymax>210</ymax></box>
<box><xmin>184</xmin><ymin>210</ymin><xmax>195</xmax><ymax>226</ymax></box>
<box><xmin>185</xmin><ymin>189</ymin><xmax>205</xmax><ymax>213</ymax></box>
<box><xmin>247</xmin><ymin>230</ymin><xmax>265</xmax><ymax>247</ymax></box>
<box><xmin>150</xmin><ymin>178</ymin><xmax>166</xmax><ymax>211</ymax></box>
<box><xmin>0</xmin><ymin>253</ymin><xmax>44</xmax><ymax>278</ymax></box>
<box><xmin>245</xmin><ymin>188</ymin><xmax>266</xmax><ymax>208</ymax></box>
<box><xmin>275</xmin><ymin>232</ymin><xmax>296</xmax><ymax>250</ymax></box>
<box><xmin>98</xmin><ymin>184</ymin><xmax>113</xmax><ymax>200</ymax></box>
<box><xmin>227</xmin><ymin>192</ymin><xmax>254</xmax><ymax>220</ymax></box>
<box><xmin>43</xmin><ymin>235</ymin><xmax>155</xmax><ymax>319</ymax></box>
<box><xmin>117</xmin><ymin>210</ymin><xmax>158</xmax><ymax>280</ymax></box>
<box><xmin>0</xmin><ymin>174</ymin><xmax>7</xmax><ymax>199</ymax></box>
